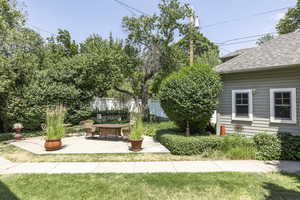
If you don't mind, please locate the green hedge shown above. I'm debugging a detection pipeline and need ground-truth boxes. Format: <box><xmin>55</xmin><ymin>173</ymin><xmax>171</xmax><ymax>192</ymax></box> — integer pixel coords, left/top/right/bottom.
<box><xmin>0</xmin><ymin>132</ymin><xmax>43</xmax><ymax>142</ymax></box>
<box><xmin>156</xmin><ymin>132</ymin><xmax>224</xmax><ymax>155</ymax></box>
<box><xmin>0</xmin><ymin>133</ymin><xmax>14</xmax><ymax>142</ymax></box>
<box><xmin>157</xmin><ymin>131</ymin><xmax>300</xmax><ymax>160</ymax></box>
<box><xmin>253</xmin><ymin>133</ymin><xmax>300</xmax><ymax>160</ymax></box>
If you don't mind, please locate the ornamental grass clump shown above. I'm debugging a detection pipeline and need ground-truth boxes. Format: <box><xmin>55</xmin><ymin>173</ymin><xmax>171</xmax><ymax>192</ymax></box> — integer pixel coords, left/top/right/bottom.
<box><xmin>45</xmin><ymin>105</ymin><xmax>66</xmax><ymax>140</ymax></box>
<box><xmin>130</xmin><ymin>115</ymin><xmax>144</xmax><ymax>141</ymax></box>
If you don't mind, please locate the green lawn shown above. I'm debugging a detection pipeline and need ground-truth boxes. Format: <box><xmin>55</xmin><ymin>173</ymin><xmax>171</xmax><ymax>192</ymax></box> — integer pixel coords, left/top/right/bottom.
<box><xmin>0</xmin><ymin>173</ymin><xmax>300</xmax><ymax>200</ymax></box>
<box><xmin>0</xmin><ymin>144</ymin><xmax>231</xmax><ymax>162</ymax></box>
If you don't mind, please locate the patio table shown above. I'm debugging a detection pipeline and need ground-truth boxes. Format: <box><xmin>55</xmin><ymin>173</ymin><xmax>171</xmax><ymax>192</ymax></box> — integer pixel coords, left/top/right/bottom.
<box><xmin>93</xmin><ymin>124</ymin><xmax>130</xmax><ymax>137</ymax></box>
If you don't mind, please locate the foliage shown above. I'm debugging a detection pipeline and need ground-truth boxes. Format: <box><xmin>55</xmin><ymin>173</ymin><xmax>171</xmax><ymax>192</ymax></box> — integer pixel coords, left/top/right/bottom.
<box><xmin>176</xmin><ymin>32</ymin><xmax>220</xmax><ymax>65</ymax></box>
<box><xmin>256</xmin><ymin>34</ymin><xmax>274</xmax><ymax>46</ymax></box>
<box><xmin>277</xmin><ymin>0</ymin><xmax>300</xmax><ymax>34</ymax></box>
<box><xmin>144</xmin><ymin>121</ymin><xmax>176</xmax><ymax>136</ymax></box>
<box><xmin>159</xmin><ymin>64</ymin><xmax>222</xmax><ymax>134</ymax></box>
<box><xmin>0</xmin><ymin>0</ymin><xmax>25</xmax><ymax>56</ymax></box>
<box><xmin>196</xmin><ymin>49</ymin><xmax>221</xmax><ymax>67</ymax></box>
<box><xmin>221</xmin><ymin>135</ymin><xmax>257</xmax><ymax>159</ymax></box>
<box><xmin>45</xmin><ymin>105</ymin><xmax>66</xmax><ymax>140</ymax></box>
<box><xmin>157</xmin><ymin>132</ymin><xmax>224</xmax><ymax>155</ymax></box>
<box><xmin>0</xmin><ymin>133</ymin><xmax>14</xmax><ymax>142</ymax></box>
<box><xmin>116</xmin><ymin>0</ymin><xmax>195</xmax><ymax>120</ymax></box>
<box><xmin>130</xmin><ymin>115</ymin><xmax>144</xmax><ymax>141</ymax></box>
<box><xmin>5</xmin><ymin>41</ymin><xmax>124</xmax><ymax>130</ymax></box>
<box><xmin>253</xmin><ymin>133</ymin><xmax>300</xmax><ymax>160</ymax></box>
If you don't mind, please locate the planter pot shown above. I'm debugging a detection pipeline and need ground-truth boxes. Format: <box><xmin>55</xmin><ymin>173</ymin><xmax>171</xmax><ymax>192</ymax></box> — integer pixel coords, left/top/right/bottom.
<box><xmin>14</xmin><ymin>128</ymin><xmax>23</xmax><ymax>140</ymax></box>
<box><xmin>130</xmin><ymin>139</ymin><xmax>143</xmax><ymax>152</ymax></box>
<box><xmin>44</xmin><ymin>139</ymin><xmax>62</xmax><ymax>151</ymax></box>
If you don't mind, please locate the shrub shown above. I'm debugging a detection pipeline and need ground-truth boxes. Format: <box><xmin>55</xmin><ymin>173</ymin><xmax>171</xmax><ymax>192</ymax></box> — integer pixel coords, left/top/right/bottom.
<box><xmin>144</xmin><ymin>121</ymin><xmax>177</xmax><ymax>137</ymax></box>
<box><xmin>221</xmin><ymin>135</ymin><xmax>257</xmax><ymax>159</ymax></box>
<box><xmin>254</xmin><ymin>133</ymin><xmax>300</xmax><ymax>160</ymax></box>
<box><xmin>159</xmin><ymin>64</ymin><xmax>222</xmax><ymax>134</ymax></box>
<box><xmin>157</xmin><ymin>132</ymin><xmax>223</xmax><ymax>155</ymax></box>
<box><xmin>0</xmin><ymin>133</ymin><xmax>14</xmax><ymax>142</ymax></box>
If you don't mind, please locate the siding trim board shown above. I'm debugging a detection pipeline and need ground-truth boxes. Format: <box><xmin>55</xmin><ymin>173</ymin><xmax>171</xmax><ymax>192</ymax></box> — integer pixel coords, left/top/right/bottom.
<box><xmin>217</xmin><ymin>66</ymin><xmax>300</xmax><ymax>136</ymax></box>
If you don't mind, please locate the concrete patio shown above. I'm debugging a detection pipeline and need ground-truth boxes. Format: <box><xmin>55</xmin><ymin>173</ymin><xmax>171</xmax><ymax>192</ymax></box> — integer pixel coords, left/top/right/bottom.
<box><xmin>10</xmin><ymin>136</ymin><xmax>169</xmax><ymax>154</ymax></box>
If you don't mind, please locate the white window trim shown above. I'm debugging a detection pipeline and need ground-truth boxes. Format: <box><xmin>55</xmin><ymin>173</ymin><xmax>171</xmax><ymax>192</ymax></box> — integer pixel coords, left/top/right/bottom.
<box><xmin>232</xmin><ymin>89</ymin><xmax>253</xmax><ymax>121</ymax></box>
<box><xmin>270</xmin><ymin>88</ymin><xmax>297</xmax><ymax>124</ymax></box>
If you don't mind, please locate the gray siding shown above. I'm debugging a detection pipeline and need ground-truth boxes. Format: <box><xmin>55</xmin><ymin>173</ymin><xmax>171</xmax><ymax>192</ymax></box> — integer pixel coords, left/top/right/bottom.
<box><xmin>217</xmin><ymin>66</ymin><xmax>300</xmax><ymax>136</ymax></box>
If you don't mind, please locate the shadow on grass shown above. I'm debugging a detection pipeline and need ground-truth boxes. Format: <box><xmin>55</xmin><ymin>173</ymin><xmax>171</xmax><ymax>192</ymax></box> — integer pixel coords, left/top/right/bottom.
<box><xmin>0</xmin><ymin>181</ymin><xmax>20</xmax><ymax>200</ymax></box>
<box><xmin>263</xmin><ymin>173</ymin><xmax>300</xmax><ymax>200</ymax></box>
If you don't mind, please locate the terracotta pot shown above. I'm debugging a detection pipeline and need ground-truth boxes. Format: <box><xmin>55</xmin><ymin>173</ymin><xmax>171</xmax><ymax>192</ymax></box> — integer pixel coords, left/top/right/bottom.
<box><xmin>14</xmin><ymin>128</ymin><xmax>23</xmax><ymax>140</ymax></box>
<box><xmin>44</xmin><ymin>139</ymin><xmax>62</xmax><ymax>151</ymax></box>
<box><xmin>15</xmin><ymin>133</ymin><xmax>23</xmax><ymax>140</ymax></box>
<box><xmin>130</xmin><ymin>139</ymin><xmax>143</xmax><ymax>152</ymax></box>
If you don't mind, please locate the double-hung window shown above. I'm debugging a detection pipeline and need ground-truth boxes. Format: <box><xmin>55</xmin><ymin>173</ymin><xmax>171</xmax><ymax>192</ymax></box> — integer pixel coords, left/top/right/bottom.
<box><xmin>232</xmin><ymin>89</ymin><xmax>253</xmax><ymax>121</ymax></box>
<box><xmin>270</xmin><ymin>88</ymin><xmax>297</xmax><ymax>124</ymax></box>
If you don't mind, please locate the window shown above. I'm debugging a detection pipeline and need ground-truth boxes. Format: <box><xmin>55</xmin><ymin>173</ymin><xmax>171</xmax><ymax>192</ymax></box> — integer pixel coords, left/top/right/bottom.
<box><xmin>232</xmin><ymin>89</ymin><xmax>253</xmax><ymax>121</ymax></box>
<box><xmin>270</xmin><ymin>88</ymin><xmax>297</xmax><ymax>124</ymax></box>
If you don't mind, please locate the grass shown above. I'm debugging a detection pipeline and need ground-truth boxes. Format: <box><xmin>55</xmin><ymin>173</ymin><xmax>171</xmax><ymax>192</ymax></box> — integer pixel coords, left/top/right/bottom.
<box><xmin>0</xmin><ymin>173</ymin><xmax>300</xmax><ymax>200</ymax></box>
<box><xmin>0</xmin><ymin>144</ymin><xmax>233</xmax><ymax>162</ymax></box>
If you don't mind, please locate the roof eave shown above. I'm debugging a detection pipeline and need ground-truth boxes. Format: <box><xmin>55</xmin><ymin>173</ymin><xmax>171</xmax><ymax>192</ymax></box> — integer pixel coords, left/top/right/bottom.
<box><xmin>215</xmin><ymin>63</ymin><xmax>300</xmax><ymax>74</ymax></box>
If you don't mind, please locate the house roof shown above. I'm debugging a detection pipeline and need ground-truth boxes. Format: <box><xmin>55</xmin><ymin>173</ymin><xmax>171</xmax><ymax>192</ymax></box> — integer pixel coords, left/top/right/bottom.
<box><xmin>220</xmin><ymin>48</ymin><xmax>254</xmax><ymax>62</ymax></box>
<box><xmin>215</xmin><ymin>32</ymin><xmax>300</xmax><ymax>74</ymax></box>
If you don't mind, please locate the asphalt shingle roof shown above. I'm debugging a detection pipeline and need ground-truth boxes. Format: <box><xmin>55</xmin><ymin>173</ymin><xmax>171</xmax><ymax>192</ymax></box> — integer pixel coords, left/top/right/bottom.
<box><xmin>215</xmin><ymin>32</ymin><xmax>300</xmax><ymax>74</ymax></box>
<box><xmin>220</xmin><ymin>48</ymin><xmax>254</xmax><ymax>61</ymax></box>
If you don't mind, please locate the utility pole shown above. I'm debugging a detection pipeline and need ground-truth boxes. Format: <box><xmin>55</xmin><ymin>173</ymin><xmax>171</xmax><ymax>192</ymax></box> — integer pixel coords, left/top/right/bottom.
<box><xmin>189</xmin><ymin>8</ymin><xmax>199</xmax><ymax>66</ymax></box>
<box><xmin>186</xmin><ymin>7</ymin><xmax>199</xmax><ymax>137</ymax></box>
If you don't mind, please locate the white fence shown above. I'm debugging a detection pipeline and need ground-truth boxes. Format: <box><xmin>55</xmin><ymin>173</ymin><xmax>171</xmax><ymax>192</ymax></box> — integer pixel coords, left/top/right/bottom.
<box><xmin>91</xmin><ymin>98</ymin><xmax>216</xmax><ymax>122</ymax></box>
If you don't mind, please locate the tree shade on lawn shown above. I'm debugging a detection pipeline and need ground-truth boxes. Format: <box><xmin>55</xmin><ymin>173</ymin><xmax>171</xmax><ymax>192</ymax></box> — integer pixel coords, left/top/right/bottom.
<box><xmin>0</xmin><ymin>173</ymin><xmax>300</xmax><ymax>200</ymax></box>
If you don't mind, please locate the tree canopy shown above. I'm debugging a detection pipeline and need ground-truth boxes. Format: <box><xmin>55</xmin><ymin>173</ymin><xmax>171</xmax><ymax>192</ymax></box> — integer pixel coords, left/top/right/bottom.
<box><xmin>277</xmin><ymin>0</ymin><xmax>300</xmax><ymax>34</ymax></box>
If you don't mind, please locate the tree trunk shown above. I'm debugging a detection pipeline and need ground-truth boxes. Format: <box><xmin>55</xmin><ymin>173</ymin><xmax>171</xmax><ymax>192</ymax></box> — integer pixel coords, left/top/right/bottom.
<box><xmin>140</xmin><ymin>83</ymin><xmax>150</xmax><ymax>122</ymax></box>
<box><xmin>186</xmin><ymin>121</ymin><xmax>190</xmax><ymax>136</ymax></box>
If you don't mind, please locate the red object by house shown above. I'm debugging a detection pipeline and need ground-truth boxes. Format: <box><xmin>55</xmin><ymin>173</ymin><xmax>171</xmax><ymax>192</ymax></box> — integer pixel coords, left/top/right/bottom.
<box><xmin>220</xmin><ymin>125</ymin><xmax>226</xmax><ymax>136</ymax></box>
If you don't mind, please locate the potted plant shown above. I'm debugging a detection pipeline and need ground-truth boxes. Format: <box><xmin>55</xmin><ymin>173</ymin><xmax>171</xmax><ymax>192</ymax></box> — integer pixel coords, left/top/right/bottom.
<box><xmin>44</xmin><ymin>105</ymin><xmax>66</xmax><ymax>151</ymax></box>
<box><xmin>129</xmin><ymin>115</ymin><xmax>144</xmax><ymax>152</ymax></box>
<box><xmin>13</xmin><ymin>123</ymin><xmax>23</xmax><ymax>140</ymax></box>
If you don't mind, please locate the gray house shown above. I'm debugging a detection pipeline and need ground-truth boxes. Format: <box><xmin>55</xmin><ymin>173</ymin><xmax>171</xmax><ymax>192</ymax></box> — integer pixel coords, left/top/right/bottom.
<box><xmin>215</xmin><ymin>32</ymin><xmax>300</xmax><ymax>136</ymax></box>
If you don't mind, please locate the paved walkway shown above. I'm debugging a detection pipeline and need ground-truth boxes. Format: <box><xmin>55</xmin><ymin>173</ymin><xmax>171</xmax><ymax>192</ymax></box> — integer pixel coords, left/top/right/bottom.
<box><xmin>10</xmin><ymin>136</ymin><xmax>169</xmax><ymax>154</ymax></box>
<box><xmin>0</xmin><ymin>157</ymin><xmax>299</xmax><ymax>174</ymax></box>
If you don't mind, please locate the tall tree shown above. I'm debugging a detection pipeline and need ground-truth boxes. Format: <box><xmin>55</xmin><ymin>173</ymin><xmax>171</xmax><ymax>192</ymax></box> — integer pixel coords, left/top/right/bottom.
<box><xmin>256</xmin><ymin>34</ymin><xmax>275</xmax><ymax>46</ymax></box>
<box><xmin>114</xmin><ymin>0</ymin><xmax>192</xmax><ymax>120</ymax></box>
<box><xmin>176</xmin><ymin>32</ymin><xmax>219</xmax><ymax>64</ymax></box>
<box><xmin>277</xmin><ymin>1</ymin><xmax>300</xmax><ymax>34</ymax></box>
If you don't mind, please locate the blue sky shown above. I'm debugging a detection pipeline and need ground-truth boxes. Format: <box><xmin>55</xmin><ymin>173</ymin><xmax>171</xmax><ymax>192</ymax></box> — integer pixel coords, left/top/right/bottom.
<box><xmin>22</xmin><ymin>0</ymin><xmax>297</xmax><ymax>55</ymax></box>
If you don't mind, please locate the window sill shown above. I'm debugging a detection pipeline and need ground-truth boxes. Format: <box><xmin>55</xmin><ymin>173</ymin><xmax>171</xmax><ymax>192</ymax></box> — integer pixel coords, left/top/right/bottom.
<box><xmin>270</xmin><ymin>119</ymin><xmax>297</xmax><ymax>124</ymax></box>
<box><xmin>232</xmin><ymin>117</ymin><xmax>253</xmax><ymax>122</ymax></box>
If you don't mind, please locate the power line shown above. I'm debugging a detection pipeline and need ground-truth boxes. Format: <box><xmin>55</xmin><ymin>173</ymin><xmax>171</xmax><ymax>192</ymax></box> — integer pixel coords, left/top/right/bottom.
<box><xmin>219</xmin><ymin>39</ymin><xmax>259</xmax><ymax>46</ymax></box>
<box><xmin>112</xmin><ymin>0</ymin><xmax>149</xmax><ymax>16</ymax></box>
<box><xmin>216</xmin><ymin>32</ymin><xmax>276</xmax><ymax>45</ymax></box>
<box><xmin>200</xmin><ymin>6</ymin><xmax>291</xmax><ymax>29</ymax></box>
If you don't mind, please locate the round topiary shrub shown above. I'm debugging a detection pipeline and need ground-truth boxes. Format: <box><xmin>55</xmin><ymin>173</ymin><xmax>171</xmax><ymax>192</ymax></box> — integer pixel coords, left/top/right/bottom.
<box><xmin>159</xmin><ymin>64</ymin><xmax>222</xmax><ymax>134</ymax></box>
